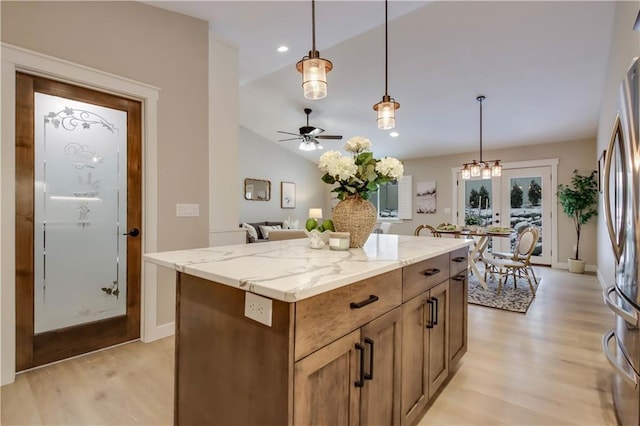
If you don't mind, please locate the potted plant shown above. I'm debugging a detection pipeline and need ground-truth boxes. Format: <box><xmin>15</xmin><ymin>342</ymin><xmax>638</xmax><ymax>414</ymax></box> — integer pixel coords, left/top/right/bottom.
<box><xmin>557</xmin><ymin>169</ymin><xmax>598</xmax><ymax>273</ymax></box>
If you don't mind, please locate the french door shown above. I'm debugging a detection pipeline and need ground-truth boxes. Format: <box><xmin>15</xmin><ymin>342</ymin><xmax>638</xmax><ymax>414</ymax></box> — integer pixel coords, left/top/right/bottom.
<box><xmin>457</xmin><ymin>165</ymin><xmax>552</xmax><ymax>265</ymax></box>
<box><xmin>15</xmin><ymin>73</ymin><xmax>142</xmax><ymax>370</ymax></box>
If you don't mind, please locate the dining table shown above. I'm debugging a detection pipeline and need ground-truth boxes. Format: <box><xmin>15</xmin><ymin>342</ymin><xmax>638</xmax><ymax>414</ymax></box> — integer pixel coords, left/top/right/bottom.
<box><xmin>437</xmin><ymin>229</ymin><xmax>513</xmax><ymax>289</ymax></box>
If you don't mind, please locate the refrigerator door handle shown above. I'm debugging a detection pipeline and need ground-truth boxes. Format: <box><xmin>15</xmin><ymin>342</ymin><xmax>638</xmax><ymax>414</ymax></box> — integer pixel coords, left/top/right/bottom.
<box><xmin>604</xmin><ymin>285</ymin><xmax>638</xmax><ymax>327</ymax></box>
<box><xmin>603</xmin><ymin>330</ymin><xmax>638</xmax><ymax>387</ymax></box>
<box><xmin>603</xmin><ymin>119</ymin><xmax>627</xmax><ymax>263</ymax></box>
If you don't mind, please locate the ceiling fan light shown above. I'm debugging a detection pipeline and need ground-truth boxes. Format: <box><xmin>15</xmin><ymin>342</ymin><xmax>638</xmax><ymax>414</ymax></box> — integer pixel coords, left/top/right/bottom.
<box><xmin>299</xmin><ymin>141</ymin><xmax>316</xmax><ymax>151</ymax></box>
<box><xmin>492</xmin><ymin>161</ymin><xmax>502</xmax><ymax>177</ymax></box>
<box><xmin>297</xmin><ymin>54</ymin><xmax>332</xmax><ymax>100</ymax></box>
<box><xmin>461</xmin><ymin>165</ymin><xmax>471</xmax><ymax>180</ymax></box>
<box><xmin>373</xmin><ymin>97</ymin><xmax>400</xmax><ymax>130</ymax></box>
<box><xmin>470</xmin><ymin>161</ymin><xmax>481</xmax><ymax>177</ymax></box>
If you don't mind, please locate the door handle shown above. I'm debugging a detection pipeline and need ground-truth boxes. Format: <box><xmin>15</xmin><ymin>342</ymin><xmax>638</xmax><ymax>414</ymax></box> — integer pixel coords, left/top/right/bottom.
<box><xmin>602</xmin><ymin>330</ymin><xmax>637</xmax><ymax>386</ymax></box>
<box><xmin>426</xmin><ymin>300</ymin><xmax>434</xmax><ymax>329</ymax></box>
<box><xmin>432</xmin><ymin>297</ymin><xmax>438</xmax><ymax>326</ymax></box>
<box><xmin>350</xmin><ymin>295</ymin><xmax>379</xmax><ymax>309</ymax></box>
<box><xmin>354</xmin><ymin>343</ymin><xmax>365</xmax><ymax>388</ymax></box>
<box><xmin>123</xmin><ymin>228</ymin><xmax>140</xmax><ymax>237</ymax></box>
<box><xmin>603</xmin><ymin>285</ymin><xmax>638</xmax><ymax>327</ymax></box>
<box><xmin>364</xmin><ymin>337</ymin><xmax>374</xmax><ymax>381</ymax></box>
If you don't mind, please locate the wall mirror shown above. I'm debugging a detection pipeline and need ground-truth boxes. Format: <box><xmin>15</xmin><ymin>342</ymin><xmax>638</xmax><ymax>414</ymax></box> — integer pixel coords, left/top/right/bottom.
<box><xmin>244</xmin><ymin>178</ymin><xmax>271</xmax><ymax>201</ymax></box>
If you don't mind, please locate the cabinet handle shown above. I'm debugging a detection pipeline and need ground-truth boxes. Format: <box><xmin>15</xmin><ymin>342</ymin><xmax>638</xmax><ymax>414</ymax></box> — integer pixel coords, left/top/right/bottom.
<box><xmin>423</xmin><ymin>268</ymin><xmax>441</xmax><ymax>277</ymax></box>
<box><xmin>350</xmin><ymin>295</ymin><xmax>379</xmax><ymax>309</ymax></box>
<box><xmin>364</xmin><ymin>337</ymin><xmax>374</xmax><ymax>381</ymax></box>
<box><xmin>354</xmin><ymin>343</ymin><xmax>365</xmax><ymax>388</ymax></box>
<box><xmin>452</xmin><ymin>256</ymin><xmax>466</xmax><ymax>263</ymax></box>
<box><xmin>432</xmin><ymin>297</ymin><xmax>439</xmax><ymax>326</ymax></box>
<box><xmin>452</xmin><ymin>274</ymin><xmax>466</xmax><ymax>282</ymax></box>
<box><xmin>426</xmin><ymin>300</ymin><xmax>434</xmax><ymax>329</ymax></box>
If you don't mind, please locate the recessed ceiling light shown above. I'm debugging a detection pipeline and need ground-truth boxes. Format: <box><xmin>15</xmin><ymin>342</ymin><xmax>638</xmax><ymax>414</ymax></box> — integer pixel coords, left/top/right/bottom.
<box><xmin>277</xmin><ymin>45</ymin><xmax>289</xmax><ymax>53</ymax></box>
<box><xmin>390</xmin><ymin>131</ymin><xmax>399</xmax><ymax>137</ymax></box>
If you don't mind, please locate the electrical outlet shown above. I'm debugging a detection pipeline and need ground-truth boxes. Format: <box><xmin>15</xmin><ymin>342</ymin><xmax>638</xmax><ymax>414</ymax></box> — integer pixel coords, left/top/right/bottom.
<box><xmin>244</xmin><ymin>292</ymin><xmax>272</xmax><ymax>326</ymax></box>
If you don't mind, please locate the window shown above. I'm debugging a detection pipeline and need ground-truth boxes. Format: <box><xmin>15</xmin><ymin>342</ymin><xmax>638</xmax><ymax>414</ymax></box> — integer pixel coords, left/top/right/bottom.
<box><xmin>371</xmin><ymin>175</ymin><xmax>412</xmax><ymax>220</ymax></box>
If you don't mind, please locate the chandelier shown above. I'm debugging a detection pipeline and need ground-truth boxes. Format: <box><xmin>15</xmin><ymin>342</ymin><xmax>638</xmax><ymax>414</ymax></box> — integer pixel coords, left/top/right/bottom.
<box><xmin>461</xmin><ymin>95</ymin><xmax>502</xmax><ymax>180</ymax></box>
<box><xmin>372</xmin><ymin>0</ymin><xmax>399</xmax><ymax>129</ymax></box>
<box><xmin>296</xmin><ymin>0</ymin><xmax>333</xmax><ymax>100</ymax></box>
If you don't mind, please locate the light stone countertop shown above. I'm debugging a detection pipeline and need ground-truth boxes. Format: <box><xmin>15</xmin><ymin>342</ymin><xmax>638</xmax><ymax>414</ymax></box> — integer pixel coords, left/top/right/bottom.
<box><xmin>144</xmin><ymin>234</ymin><xmax>471</xmax><ymax>302</ymax></box>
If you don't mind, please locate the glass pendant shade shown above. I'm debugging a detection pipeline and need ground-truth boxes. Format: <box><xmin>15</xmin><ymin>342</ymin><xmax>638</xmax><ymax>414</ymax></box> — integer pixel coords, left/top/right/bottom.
<box><xmin>297</xmin><ymin>55</ymin><xmax>332</xmax><ymax>100</ymax></box>
<box><xmin>492</xmin><ymin>161</ymin><xmax>502</xmax><ymax>177</ymax></box>
<box><xmin>470</xmin><ymin>162</ymin><xmax>481</xmax><ymax>177</ymax></box>
<box><xmin>373</xmin><ymin>98</ymin><xmax>399</xmax><ymax>130</ymax></box>
<box><xmin>461</xmin><ymin>166</ymin><xmax>471</xmax><ymax>180</ymax></box>
<box><xmin>482</xmin><ymin>164</ymin><xmax>492</xmax><ymax>179</ymax></box>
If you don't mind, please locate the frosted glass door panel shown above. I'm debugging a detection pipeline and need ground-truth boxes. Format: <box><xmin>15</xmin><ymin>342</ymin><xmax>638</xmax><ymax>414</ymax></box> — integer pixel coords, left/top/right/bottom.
<box><xmin>34</xmin><ymin>93</ymin><xmax>128</xmax><ymax>333</ymax></box>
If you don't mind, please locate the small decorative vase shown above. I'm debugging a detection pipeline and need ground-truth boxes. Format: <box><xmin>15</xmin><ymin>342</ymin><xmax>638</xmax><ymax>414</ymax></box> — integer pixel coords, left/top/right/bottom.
<box><xmin>331</xmin><ymin>195</ymin><xmax>378</xmax><ymax>248</ymax></box>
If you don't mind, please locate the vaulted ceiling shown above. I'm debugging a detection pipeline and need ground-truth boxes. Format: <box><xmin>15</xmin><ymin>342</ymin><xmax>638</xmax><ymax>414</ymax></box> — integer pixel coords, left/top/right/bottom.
<box><xmin>146</xmin><ymin>1</ymin><xmax>616</xmax><ymax>162</ymax></box>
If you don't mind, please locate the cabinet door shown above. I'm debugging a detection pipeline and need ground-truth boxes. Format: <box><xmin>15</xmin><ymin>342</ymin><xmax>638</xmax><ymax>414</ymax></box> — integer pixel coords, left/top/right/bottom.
<box><xmin>400</xmin><ymin>294</ymin><xmax>429</xmax><ymax>426</ymax></box>
<box><xmin>428</xmin><ymin>280</ymin><xmax>450</xmax><ymax>399</ymax></box>
<box><xmin>294</xmin><ymin>329</ymin><xmax>361</xmax><ymax>426</ymax></box>
<box><xmin>360</xmin><ymin>307</ymin><xmax>402</xmax><ymax>426</ymax></box>
<box><xmin>449</xmin><ymin>273</ymin><xmax>467</xmax><ymax>366</ymax></box>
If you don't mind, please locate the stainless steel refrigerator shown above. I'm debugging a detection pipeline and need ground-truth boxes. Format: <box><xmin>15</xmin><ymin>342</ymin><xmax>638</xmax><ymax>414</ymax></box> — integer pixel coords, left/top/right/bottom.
<box><xmin>602</xmin><ymin>55</ymin><xmax>640</xmax><ymax>426</ymax></box>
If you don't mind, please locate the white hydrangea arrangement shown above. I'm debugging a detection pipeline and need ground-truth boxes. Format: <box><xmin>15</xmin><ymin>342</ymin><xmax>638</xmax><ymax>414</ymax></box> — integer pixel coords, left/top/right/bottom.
<box><xmin>318</xmin><ymin>136</ymin><xmax>404</xmax><ymax>200</ymax></box>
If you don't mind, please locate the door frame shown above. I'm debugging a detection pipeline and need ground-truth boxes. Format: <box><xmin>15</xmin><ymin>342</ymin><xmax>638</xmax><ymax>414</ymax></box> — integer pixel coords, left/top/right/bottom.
<box><xmin>1</xmin><ymin>43</ymin><xmax>161</xmax><ymax>385</ymax></box>
<box><xmin>451</xmin><ymin>158</ymin><xmax>559</xmax><ymax>267</ymax></box>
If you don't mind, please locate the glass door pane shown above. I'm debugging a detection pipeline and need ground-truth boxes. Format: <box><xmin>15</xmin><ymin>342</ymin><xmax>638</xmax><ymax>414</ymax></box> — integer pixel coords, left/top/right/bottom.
<box><xmin>499</xmin><ymin>167</ymin><xmax>551</xmax><ymax>264</ymax></box>
<box><xmin>34</xmin><ymin>93</ymin><xmax>128</xmax><ymax>333</ymax></box>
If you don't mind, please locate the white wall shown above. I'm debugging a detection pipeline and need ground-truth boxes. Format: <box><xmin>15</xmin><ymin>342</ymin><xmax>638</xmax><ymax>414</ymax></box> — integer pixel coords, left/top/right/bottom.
<box><xmin>239</xmin><ymin>126</ymin><xmax>329</xmax><ymax>225</ymax></box>
<box><xmin>596</xmin><ymin>2</ymin><xmax>640</xmax><ymax>289</ymax></box>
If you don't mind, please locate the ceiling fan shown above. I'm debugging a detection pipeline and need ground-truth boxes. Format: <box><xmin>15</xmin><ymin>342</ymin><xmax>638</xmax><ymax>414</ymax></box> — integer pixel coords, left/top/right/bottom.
<box><xmin>277</xmin><ymin>108</ymin><xmax>343</xmax><ymax>151</ymax></box>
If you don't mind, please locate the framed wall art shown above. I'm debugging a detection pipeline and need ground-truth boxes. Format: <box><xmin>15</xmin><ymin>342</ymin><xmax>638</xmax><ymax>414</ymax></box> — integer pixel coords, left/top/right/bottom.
<box><xmin>281</xmin><ymin>181</ymin><xmax>296</xmax><ymax>208</ymax></box>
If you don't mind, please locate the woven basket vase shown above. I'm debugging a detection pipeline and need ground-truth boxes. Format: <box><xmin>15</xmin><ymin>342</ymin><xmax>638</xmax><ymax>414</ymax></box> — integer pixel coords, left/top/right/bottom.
<box><xmin>332</xmin><ymin>195</ymin><xmax>378</xmax><ymax>248</ymax></box>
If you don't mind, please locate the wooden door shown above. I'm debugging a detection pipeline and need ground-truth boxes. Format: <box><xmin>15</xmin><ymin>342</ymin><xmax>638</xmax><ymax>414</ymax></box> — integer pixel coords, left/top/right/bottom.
<box><xmin>449</xmin><ymin>274</ymin><xmax>468</xmax><ymax>366</ymax></box>
<box><xmin>294</xmin><ymin>329</ymin><xmax>362</xmax><ymax>426</ymax></box>
<box><xmin>15</xmin><ymin>73</ymin><xmax>142</xmax><ymax>370</ymax></box>
<box><xmin>428</xmin><ymin>281</ymin><xmax>450</xmax><ymax>399</ymax></box>
<box><xmin>360</xmin><ymin>307</ymin><xmax>402</xmax><ymax>426</ymax></box>
<box><xmin>400</xmin><ymin>294</ymin><xmax>429</xmax><ymax>426</ymax></box>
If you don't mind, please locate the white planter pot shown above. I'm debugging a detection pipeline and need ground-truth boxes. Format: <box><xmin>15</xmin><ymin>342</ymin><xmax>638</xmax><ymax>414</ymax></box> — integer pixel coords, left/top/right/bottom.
<box><xmin>568</xmin><ymin>258</ymin><xmax>586</xmax><ymax>274</ymax></box>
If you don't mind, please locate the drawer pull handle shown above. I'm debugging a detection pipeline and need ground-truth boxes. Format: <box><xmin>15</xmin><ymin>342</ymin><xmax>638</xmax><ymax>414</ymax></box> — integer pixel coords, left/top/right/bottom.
<box><xmin>354</xmin><ymin>343</ymin><xmax>365</xmax><ymax>388</ymax></box>
<box><xmin>423</xmin><ymin>268</ymin><xmax>441</xmax><ymax>276</ymax></box>
<box><xmin>364</xmin><ymin>337</ymin><xmax>374</xmax><ymax>381</ymax></box>
<box><xmin>350</xmin><ymin>295</ymin><xmax>379</xmax><ymax>309</ymax></box>
<box><xmin>432</xmin><ymin>297</ymin><xmax>439</xmax><ymax>326</ymax></box>
<box><xmin>452</xmin><ymin>256</ymin><xmax>466</xmax><ymax>263</ymax></box>
<box><xmin>426</xmin><ymin>299</ymin><xmax>434</xmax><ymax>329</ymax></box>
<box><xmin>452</xmin><ymin>274</ymin><xmax>466</xmax><ymax>282</ymax></box>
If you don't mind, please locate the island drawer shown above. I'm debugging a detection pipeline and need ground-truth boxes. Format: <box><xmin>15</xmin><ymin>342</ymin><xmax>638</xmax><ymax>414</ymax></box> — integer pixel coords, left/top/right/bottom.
<box><xmin>450</xmin><ymin>247</ymin><xmax>469</xmax><ymax>277</ymax></box>
<box><xmin>402</xmin><ymin>254</ymin><xmax>450</xmax><ymax>302</ymax></box>
<box><xmin>294</xmin><ymin>269</ymin><xmax>402</xmax><ymax>361</ymax></box>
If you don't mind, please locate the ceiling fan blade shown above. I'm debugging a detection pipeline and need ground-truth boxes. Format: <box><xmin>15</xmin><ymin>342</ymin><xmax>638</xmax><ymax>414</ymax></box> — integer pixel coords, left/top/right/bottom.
<box><xmin>278</xmin><ymin>137</ymin><xmax>302</xmax><ymax>142</ymax></box>
<box><xmin>277</xmin><ymin>130</ymin><xmax>301</xmax><ymax>136</ymax></box>
<box><xmin>315</xmin><ymin>135</ymin><xmax>343</xmax><ymax>140</ymax></box>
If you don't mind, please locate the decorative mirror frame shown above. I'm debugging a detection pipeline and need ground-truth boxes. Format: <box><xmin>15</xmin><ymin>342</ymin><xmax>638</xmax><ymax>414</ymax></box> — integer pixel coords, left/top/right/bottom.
<box><xmin>244</xmin><ymin>178</ymin><xmax>271</xmax><ymax>201</ymax></box>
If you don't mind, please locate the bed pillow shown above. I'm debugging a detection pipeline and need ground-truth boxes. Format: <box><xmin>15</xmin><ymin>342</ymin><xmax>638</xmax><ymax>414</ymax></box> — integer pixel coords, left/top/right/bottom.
<box><xmin>259</xmin><ymin>224</ymin><xmax>282</xmax><ymax>239</ymax></box>
<box><xmin>242</xmin><ymin>223</ymin><xmax>259</xmax><ymax>243</ymax></box>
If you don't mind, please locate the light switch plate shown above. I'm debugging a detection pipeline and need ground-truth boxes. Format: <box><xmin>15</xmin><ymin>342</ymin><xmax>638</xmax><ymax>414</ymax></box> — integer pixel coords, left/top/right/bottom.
<box><xmin>244</xmin><ymin>292</ymin><xmax>272</xmax><ymax>326</ymax></box>
<box><xmin>176</xmin><ymin>203</ymin><xmax>199</xmax><ymax>217</ymax></box>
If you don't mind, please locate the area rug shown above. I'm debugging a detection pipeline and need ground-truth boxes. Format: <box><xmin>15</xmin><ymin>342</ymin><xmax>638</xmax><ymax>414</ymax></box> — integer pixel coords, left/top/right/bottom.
<box><xmin>468</xmin><ymin>271</ymin><xmax>540</xmax><ymax>313</ymax></box>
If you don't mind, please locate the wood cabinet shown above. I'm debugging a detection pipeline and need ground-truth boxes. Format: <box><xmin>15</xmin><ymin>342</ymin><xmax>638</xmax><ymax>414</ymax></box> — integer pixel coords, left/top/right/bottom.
<box><xmin>174</xmin><ymin>248</ymin><xmax>467</xmax><ymax>426</ymax></box>
<box><xmin>400</xmin><ymin>281</ymin><xmax>449</xmax><ymax>426</ymax></box>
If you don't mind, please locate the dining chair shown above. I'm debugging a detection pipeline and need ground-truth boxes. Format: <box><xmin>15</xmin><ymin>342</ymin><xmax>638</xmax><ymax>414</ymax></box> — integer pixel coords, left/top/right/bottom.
<box><xmin>414</xmin><ymin>224</ymin><xmax>441</xmax><ymax>237</ymax></box>
<box><xmin>484</xmin><ymin>226</ymin><xmax>538</xmax><ymax>295</ymax></box>
<box><xmin>491</xmin><ymin>226</ymin><xmax>540</xmax><ymax>285</ymax></box>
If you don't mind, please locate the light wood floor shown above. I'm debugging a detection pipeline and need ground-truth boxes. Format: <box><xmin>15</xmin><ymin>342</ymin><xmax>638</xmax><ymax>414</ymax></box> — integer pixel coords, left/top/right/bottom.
<box><xmin>1</xmin><ymin>267</ymin><xmax>617</xmax><ymax>425</ymax></box>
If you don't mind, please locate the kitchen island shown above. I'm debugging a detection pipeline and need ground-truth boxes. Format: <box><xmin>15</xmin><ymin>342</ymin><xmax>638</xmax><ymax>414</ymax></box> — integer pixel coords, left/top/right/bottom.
<box><xmin>145</xmin><ymin>234</ymin><xmax>470</xmax><ymax>426</ymax></box>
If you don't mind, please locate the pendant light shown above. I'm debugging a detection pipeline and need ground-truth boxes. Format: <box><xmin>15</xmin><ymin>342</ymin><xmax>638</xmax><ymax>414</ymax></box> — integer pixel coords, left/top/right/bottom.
<box><xmin>461</xmin><ymin>95</ymin><xmax>502</xmax><ymax>180</ymax></box>
<box><xmin>373</xmin><ymin>0</ymin><xmax>399</xmax><ymax>129</ymax></box>
<box><xmin>296</xmin><ymin>0</ymin><xmax>333</xmax><ymax>100</ymax></box>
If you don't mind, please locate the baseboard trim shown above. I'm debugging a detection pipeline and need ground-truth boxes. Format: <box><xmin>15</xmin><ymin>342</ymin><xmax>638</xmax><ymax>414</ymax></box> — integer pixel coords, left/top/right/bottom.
<box><xmin>141</xmin><ymin>321</ymin><xmax>175</xmax><ymax>343</ymax></box>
